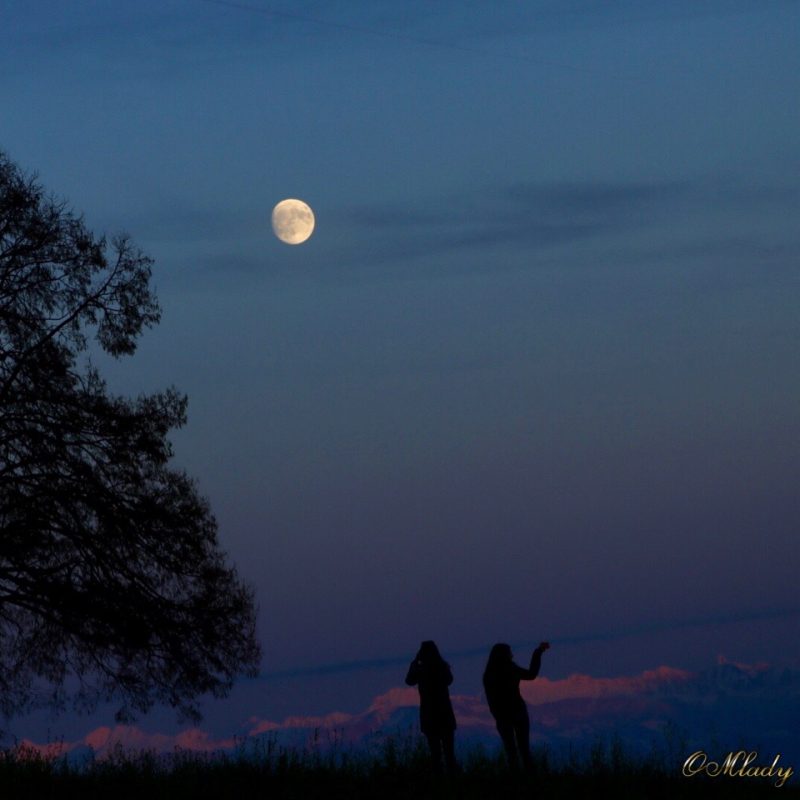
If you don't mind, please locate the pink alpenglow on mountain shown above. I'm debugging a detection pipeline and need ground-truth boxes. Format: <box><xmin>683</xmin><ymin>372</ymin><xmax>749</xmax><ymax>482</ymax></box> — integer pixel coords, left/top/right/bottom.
<box><xmin>16</xmin><ymin>661</ymin><xmax>800</xmax><ymax>762</ymax></box>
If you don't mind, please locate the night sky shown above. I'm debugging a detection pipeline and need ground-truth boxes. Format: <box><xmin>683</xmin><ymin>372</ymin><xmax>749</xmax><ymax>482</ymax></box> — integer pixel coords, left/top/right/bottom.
<box><xmin>3</xmin><ymin>0</ymin><xmax>800</xmax><ymax>736</ymax></box>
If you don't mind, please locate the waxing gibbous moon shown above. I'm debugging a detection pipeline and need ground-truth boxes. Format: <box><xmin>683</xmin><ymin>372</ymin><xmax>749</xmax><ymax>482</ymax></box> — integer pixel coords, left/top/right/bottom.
<box><xmin>271</xmin><ymin>198</ymin><xmax>315</xmax><ymax>245</ymax></box>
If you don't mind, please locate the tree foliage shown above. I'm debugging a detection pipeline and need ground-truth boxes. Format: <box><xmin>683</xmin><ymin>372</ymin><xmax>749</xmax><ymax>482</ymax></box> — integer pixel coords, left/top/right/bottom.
<box><xmin>0</xmin><ymin>152</ymin><xmax>260</xmax><ymax>722</ymax></box>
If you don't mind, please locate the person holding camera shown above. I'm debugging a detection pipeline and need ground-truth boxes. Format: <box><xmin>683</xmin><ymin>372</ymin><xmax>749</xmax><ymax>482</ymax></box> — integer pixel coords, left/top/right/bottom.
<box><xmin>405</xmin><ymin>640</ymin><xmax>458</xmax><ymax>774</ymax></box>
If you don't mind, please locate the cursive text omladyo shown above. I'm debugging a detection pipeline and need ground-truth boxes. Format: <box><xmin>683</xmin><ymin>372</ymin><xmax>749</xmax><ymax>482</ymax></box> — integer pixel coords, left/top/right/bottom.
<box><xmin>683</xmin><ymin>750</ymin><xmax>793</xmax><ymax>788</ymax></box>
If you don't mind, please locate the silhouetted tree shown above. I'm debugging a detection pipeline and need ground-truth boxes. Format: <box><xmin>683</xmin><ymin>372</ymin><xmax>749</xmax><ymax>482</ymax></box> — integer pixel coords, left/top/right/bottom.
<box><xmin>0</xmin><ymin>152</ymin><xmax>260</xmax><ymax>723</ymax></box>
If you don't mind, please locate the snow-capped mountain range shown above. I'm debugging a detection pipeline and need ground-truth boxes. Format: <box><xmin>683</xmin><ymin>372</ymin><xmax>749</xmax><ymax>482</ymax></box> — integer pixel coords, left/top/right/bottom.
<box><xmin>19</xmin><ymin>658</ymin><xmax>800</xmax><ymax>766</ymax></box>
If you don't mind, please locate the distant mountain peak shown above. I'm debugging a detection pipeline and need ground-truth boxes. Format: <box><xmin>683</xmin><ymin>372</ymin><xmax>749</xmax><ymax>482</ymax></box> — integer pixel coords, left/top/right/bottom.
<box><xmin>16</xmin><ymin>659</ymin><xmax>800</xmax><ymax>763</ymax></box>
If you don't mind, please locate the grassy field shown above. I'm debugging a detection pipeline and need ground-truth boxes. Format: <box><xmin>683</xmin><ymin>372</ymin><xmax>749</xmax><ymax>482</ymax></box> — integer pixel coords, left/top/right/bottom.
<box><xmin>0</xmin><ymin>733</ymin><xmax>796</xmax><ymax>799</ymax></box>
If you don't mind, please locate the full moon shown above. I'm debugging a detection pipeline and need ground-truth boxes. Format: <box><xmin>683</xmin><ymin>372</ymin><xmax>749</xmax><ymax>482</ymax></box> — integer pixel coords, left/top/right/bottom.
<box><xmin>271</xmin><ymin>198</ymin><xmax>315</xmax><ymax>245</ymax></box>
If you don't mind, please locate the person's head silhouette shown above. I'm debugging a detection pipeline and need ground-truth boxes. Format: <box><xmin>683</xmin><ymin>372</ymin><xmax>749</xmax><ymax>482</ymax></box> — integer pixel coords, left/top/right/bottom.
<box><xmin>486</xmin><ymin>643</ymin><xmax>513</xmax><ymax>670</ymax></box>
<box><xmin>417</xmin><ymin>640</ymin><xmax>445</xmax><ymax>666</ymax></box>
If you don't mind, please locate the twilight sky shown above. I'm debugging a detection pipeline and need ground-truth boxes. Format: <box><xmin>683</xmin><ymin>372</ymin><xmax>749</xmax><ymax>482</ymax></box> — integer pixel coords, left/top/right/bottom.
<box><xmin>3</xmin><ymin>0</ymin><xmax>800</xmax><ymax>736</ymax></box>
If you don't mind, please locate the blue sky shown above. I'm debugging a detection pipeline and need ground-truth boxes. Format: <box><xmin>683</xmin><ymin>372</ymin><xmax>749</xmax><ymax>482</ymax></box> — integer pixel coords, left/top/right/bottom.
<box><xmin>3</xmin><ymin>0</ymin><xmax>800</xmax><ymax>734</ymax></box>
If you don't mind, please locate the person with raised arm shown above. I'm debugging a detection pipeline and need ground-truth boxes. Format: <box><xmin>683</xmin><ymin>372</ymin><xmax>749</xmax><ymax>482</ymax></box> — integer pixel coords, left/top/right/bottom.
<box><xmin>483</xmin><ymin>641</ymin><xmax>550</xmax><ymax>770</ymax></box>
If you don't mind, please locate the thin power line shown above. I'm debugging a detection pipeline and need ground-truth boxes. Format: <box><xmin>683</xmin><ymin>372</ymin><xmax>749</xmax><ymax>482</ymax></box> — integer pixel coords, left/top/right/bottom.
<box><xmin>198</xmin><ymin>0</ymin><xmax>638</xmax><ymax>80</ymax></box>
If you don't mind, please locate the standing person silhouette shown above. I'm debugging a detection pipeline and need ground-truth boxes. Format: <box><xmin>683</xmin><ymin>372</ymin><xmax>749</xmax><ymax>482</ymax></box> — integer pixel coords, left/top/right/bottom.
<box><xmin>483</xmin><ymin>641</ymin><xmax>550</xmax><ymax>770</ymax></box>
<box><xmin>405</xmin><ymin>640</ymin><xmax>458</xmax><ymax>774</ymax></box>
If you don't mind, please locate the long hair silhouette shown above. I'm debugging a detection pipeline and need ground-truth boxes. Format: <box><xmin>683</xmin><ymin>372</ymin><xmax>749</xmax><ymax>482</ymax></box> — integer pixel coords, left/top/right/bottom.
<box><xmin>484</xmin><ymin>643</ymin><xmax>513</xmax><ymax>675</ymax></box>
<box><xmin>483</xmin><ymin>641</ymin><xmax>549</xmax><ymax>770</ymax></box>
<box><xmin>418</xmin><ymin>640</ymin><xmax>446</xmax><ymax>666</ymax></box>
<box><xmin>406</xmin><ymin>640</ymin><xmax>458</xmax><ymax>774</ymax></box>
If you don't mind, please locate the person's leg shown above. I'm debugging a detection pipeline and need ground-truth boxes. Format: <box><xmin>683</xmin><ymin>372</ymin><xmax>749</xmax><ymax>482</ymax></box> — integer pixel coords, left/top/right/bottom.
<box><xmin>425</xmin><ymin>733</ymin><xmax>443</xmax><ymax>774</ymax></box>
<box><xmin>442</xmin><ymin>729</ymin><xmax>458</xmax><ymax>774</ymax></box>
<box><xmin>514</xmin><ymin>708</ymin><xmax>532</xmax><ymax>771</ymax></box>
<box><xmin>496</xmin><ymin>718</ymin><xmax>520</xmax><ymax>770</ymax></box>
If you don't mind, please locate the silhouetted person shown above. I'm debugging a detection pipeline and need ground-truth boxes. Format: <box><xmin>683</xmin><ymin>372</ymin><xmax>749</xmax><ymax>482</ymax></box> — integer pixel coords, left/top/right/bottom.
<box><xmin>483</xmin><ymin>641</ymin><xmax>550</xmax><ymax>771</ymax></box>
<box><xmin>405</xmin><ymin>640</ymin><xmax>458</xmax><ymax>774</ymax></box>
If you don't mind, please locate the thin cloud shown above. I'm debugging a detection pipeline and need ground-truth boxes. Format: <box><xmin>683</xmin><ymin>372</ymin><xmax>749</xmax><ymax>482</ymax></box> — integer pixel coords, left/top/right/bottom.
<box><xmin>149</xmin><ymin>172</ymin><xmax>799</xmax><ymax>285</ymax></box>
<box><xmin>317</xmin><ymin>172</ymin><xmax>800</xmax><ymax>279</ymax></box>
<box><xmin>252</xmin><ymin>605</ymin><xmax>800</xmax><ymax>682</ymax></box>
